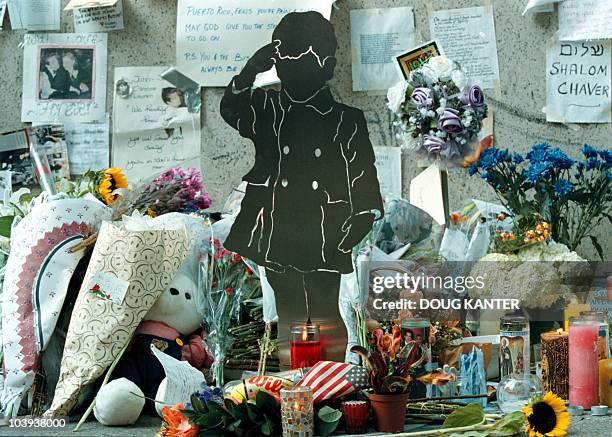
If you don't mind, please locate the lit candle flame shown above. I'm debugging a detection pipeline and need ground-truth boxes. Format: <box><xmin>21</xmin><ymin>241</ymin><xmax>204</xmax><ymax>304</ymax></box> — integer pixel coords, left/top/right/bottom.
<box><xmin>302</xmin><ymin>327</ymin><xmax>308</xmax><ymax>342</ymax></box>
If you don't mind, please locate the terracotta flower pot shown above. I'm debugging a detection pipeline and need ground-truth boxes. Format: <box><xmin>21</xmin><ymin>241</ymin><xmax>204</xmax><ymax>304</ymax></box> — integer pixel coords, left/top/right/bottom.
<box><xmin>368</xmin><ymin>392</ymin><xmax>409</xmax><ymax>433</ymax></box>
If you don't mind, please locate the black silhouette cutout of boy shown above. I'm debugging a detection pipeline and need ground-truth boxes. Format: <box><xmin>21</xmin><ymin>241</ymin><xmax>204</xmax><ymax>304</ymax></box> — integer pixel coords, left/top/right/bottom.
<box><xmin>221</xmin><ymin>11</ymin><xmax>383</xmax><ymax>355</ymax></box>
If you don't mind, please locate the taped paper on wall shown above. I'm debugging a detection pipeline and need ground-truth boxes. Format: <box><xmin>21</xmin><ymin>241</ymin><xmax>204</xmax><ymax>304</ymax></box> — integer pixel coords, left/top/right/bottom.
<box><xmin>65</xmin><ymin>0</ymin><xmax>117</xmax><ymax>10</ymax></box>
<box><xmin>546</xmin><ymin>39</ymin><xmax>611</xmax><ymax>123</ymax></box>
<box><xmin>373</xmin><ymin>146</ymin><xmax>402</xmax><ymax>198</ymax></box>
<box><xmin>176</xmin><ymin>0</ymin><xmax>334</xmax><ymax>87</ymax></box>
<box><xmin>410</xmin><ymin>162</ymin><xmax>445</xmax><ymax>226</ymax></box>
<box><xmin>429</xmin><ymin>6</ymin><xmax>501</xmax><ymax>90</ymax></box>
<box><xmin>73</xmin><ymin>0</ymin><xmax>124</xmax><ymax>32</ymax></box>
<box><xmin>522</xmin><ymin>0</ymin><xmax>560</xmax><ymax>15</ymax></box>
<box><xmin>558</xmin><ymin>0</ymin><xmax>612</xmax><ymax>41</ymax></box>
<box><xmin>350</xmin><ymin>7</ymin><xmax>416</xmax><ymax>91</ymax></box>
<box><xmin>8</xmin><ymin>0</ymin><xmax>61</xmax><ymax>31</ymax></box>
<box><xmin>111</xmin><ymin>66</ymin><xmax>201</xmax><ymax>184</ymax></box>
<box><xmin>64</xmin><ymin>117</ymin><xmax>110</xmax><ymax>174</ymax></box>
<box><xmin>21</xmin><ymin>33</ymin><xmax>108</xmax><ymax>123</ymax></box>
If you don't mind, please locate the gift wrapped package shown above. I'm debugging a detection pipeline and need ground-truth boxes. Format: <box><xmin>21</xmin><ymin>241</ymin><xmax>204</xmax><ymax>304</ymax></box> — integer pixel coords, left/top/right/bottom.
<box><xmin>0</xmin><ymin>198</ymin><xmax>110</xmax><ymax>418</ymax></box>
<box><xmin>46</xmin><ymin>220</ymin><xmax>188</xmax><ymax>416</ymax></box>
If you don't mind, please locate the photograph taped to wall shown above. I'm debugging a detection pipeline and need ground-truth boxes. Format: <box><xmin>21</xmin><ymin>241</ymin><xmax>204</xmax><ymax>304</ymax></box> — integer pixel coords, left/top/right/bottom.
<box><xmin>395</xmin><ymin>40</ymin><xmax>440</xmax><ymax>80</ymax></box>
<box><xmin>22</xmin><ymin>33</ymin><xmax>107</xmax><ymax>123</ymax></box>
<box><xmin>38</xmin><ymin>47</ymin><xmax>95</xmax><ymax>102</ymax></box>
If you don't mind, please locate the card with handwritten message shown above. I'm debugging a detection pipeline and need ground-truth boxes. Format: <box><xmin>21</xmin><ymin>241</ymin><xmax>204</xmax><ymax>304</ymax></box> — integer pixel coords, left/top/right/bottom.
<box><xmin>111</xmin><ymin>66</ymin><xmax>201</xmax><ymax>184</ymax></box>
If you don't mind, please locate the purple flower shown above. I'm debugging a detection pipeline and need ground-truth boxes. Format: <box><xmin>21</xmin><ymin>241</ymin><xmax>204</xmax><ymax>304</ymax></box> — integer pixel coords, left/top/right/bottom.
<box><xmin>423</xmin><ymin>134</ymin><xmax>447</xmax><ymax>155</ymax></box>
<box><xmin>438</xmin><ymin>108</ymin><xmax>464</xmax><ymax>134</ymax></box>
<box><xmin>461</xmin><ymin>85</ymin><xmax>485</xmax><ymax>107</ymax></box>
<box><xmin>410</xmin><ymin>87</ymin><xmax>433</xmax><ymax>107</ymax></box>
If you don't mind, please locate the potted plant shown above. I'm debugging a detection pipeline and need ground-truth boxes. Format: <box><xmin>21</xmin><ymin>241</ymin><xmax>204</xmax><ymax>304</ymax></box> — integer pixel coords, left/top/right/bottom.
<box><xmin>351</xmin><ymin>323</ymin><xmax>429</xmax><ymax>433</ymax></box>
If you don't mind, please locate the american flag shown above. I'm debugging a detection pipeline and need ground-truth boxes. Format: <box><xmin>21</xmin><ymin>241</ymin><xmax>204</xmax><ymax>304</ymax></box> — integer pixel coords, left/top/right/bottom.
<box><xmin>296</xmin><ymin>361</ymin><xmax>369</xmax><ymax>403</ymax></box>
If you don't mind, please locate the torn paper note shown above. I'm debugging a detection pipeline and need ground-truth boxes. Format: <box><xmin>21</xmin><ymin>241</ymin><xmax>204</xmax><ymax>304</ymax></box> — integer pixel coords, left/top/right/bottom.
<box><xmin>176</xmin><ymin>0</ymin><xmax>334</xmax><ymax>87</ymax></box>
<box><xmin>429</xmin><ymin>6</ymin><xmax>500</xmax><ymax>90</ymax></box>
<box><xmin>546</xmin><ymin>38</ymin><xmax>611</xmax><ymax>123</ymax></box>
<box><xmin>21</xmin><ymin>33</ymin><xmax>108</xmax><ymax>123</ymax></box>
<box><xmin>73</xmin><ymin>0</ymin><xmax>123</xmax><ymax>32</ymax></box>
<box><xmin>8</xmin><ymin>0</ymin><xmax>61</xmax><ymax>31</ymax></box>
<box><xmin>522</xmin><ymin>0</ymin><xmax>561</xmax><ymax>15</ymax></box>
<box><xmin>64</xmin><ymin>117</ymin><xmax>110</xmax><ymax>174</ymax></box>
<box><xmin>559</xmin><ymin>0</ymin><xmax>612</xmax><ymax>41</ymax></box>
<box><xmin>151</xmin><ymin>345</ymin><xmax>205</xmax><ymax>415</ymax></box>
<box><xmin>374</xmin><ymin>146</ymin><xmax>402</xmax><ymax>198</ymax></box>
<box><xmin>350</xmin><ymin>7</ymin><xmax>416</xmax><ymax>91</ymax></box>
<box><xmin>111</xmin><ymin>66</ymin><xmax>201</xmax><ymax>184</ymax></box>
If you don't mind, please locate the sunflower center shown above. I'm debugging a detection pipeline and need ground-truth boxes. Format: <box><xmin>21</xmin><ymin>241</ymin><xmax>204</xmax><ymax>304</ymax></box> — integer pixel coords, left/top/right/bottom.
<box><xmin>528</xmin><ymin>401</ymin><xmax>557</xmax><ymax>434</ymax></box>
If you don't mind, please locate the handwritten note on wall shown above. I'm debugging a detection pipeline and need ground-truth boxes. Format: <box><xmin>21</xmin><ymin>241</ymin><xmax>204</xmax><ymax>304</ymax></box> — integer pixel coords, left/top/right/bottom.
<box><xmin>176</xmin><ymin>0</ymin><xmax>333</xmax><ymax>87</ymax></box>
<box><xmin>64</xmin><ymin>118</ymin><xmax>110</xmax><ymax>174</ymax></box>
<box><xmin>559</xmin><ymin>0</ymin><xmax>612</xmax><ymax>41</ymax></box>
<box><xmin>112</xmin><ymin>66</ymin><xmax>201</xmax><ymax>184</ymax></box>
<box><xmin>374</xmin><ymin>146</ymin><xmax>402</xmax><ymax>198</ymax></box>
<box><xmin>546</xmin><ymin>39</ymin><xmax>611</xmax><ymax>123</ymax></box>
<box><xmin>73</xmin><ymin>0</ymin><xmax>124</xmax><ymax>33</ymax></box>
<box><xmin>429</xmin><ymin>6</ymin><xmax>500</xmax><ymax>90</ymax></box>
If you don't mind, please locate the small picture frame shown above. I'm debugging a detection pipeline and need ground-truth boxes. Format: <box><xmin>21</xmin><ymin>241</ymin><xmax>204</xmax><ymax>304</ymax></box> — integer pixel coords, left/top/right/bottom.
<box><xmin>395</xmin><ymin>41</ymin><xmax>441</xmax><ymax>80</ymax></box>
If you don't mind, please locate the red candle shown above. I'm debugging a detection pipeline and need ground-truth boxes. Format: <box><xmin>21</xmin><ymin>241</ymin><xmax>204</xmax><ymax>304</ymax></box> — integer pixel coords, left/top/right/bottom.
<box><xmin>569</xmin><ymin>317</ymin><xmax>599</xmax><ymax>409</ymax></box>
<box><xmin>290</xmin><ymin>323</ymin><xmax>321</xmax><ymax>369</ymax></box>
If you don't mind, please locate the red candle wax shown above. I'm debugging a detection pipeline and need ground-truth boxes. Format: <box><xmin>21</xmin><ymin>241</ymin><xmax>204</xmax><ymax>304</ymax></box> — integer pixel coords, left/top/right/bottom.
<box><xmin>290</xmin><ymin>340</ymin><xmax>321</xmax><ymax>369</ymax></box>
<box><xmin>569</xmin><ymin>322</ymin><xmax>599</xmax><ymax>409</ymax></box>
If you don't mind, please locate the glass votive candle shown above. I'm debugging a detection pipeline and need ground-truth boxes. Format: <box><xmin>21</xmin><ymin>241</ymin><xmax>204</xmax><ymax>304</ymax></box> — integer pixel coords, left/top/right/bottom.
<box><xmin>569</xmin><ymin>315</ymin><xmax>600</xmax><ymax>409</ymax></box>
<box><xmin>280</xmin><ymin>386</ymin><xmax>314</xmax><ymax>437</ymax></box>
<box><xmin>290</xmin><ymin>323</ymin><xmax>321</xmax><ymax>369</ymax></box>
<box><xmin>341</xmin><ymin>400</ymin><xmax>369</xmax><ymax>434</ymax></box>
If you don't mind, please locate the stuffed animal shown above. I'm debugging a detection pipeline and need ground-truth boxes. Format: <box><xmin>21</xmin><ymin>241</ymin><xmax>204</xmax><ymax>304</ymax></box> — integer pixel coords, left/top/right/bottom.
<box><xmin>93</xmin><ymin>271</ymin><xmax>212</xmax><ymax>425</ymax></box>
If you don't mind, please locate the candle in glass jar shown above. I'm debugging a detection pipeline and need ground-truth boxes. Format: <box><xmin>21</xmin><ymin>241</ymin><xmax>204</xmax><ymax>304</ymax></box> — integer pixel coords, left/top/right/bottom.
<box><xmin>290</xmin><ymin>323</ymin><xmax>321</xmax><ymax>369</ymax></box>
<box><xmin>569</xmin><ymin>317</ymin><xmax>599</xmax><ymax>409</ymax></box>
<box><xmin>281</xmin><ymin>386</ymin><xmax>314</xmax><ymax>437</ymax></box>
<box><xmin>599</xmin><ymin>359</ymin><xmax>612</xmax><ymax>407</ymax></box>
<box><xmin>541</xmin><ymin>330</ymin><xmax>569</xmax><ymax>400</ymax></box>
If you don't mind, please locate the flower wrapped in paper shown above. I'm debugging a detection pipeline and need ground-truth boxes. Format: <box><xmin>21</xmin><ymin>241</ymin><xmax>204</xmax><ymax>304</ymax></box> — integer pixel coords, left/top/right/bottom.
<box><xmin>0</xmin><ymin>197</ymin><xmax>110</xmax><ymax>418</ymax></box>
<box><xmin>45</xmin><ymin>219</ymin><xmax>188</xmax><ymax>416</ymax></box>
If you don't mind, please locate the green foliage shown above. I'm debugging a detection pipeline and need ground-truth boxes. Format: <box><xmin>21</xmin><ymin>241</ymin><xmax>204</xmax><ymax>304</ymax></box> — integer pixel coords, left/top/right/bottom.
<box><xmin>0</xmin><ymin>216</ymin><xmax>14</xmax><ymax>238</ymax></box>
<box><xmin>314</xmin><ymin>406</ymin><xmax>342</xmax><ymax>436</ymax></box>
<box><xmin>442</xmin><ymin>404</ymin><xmax>485</xmax><ymax>428</ymax></box>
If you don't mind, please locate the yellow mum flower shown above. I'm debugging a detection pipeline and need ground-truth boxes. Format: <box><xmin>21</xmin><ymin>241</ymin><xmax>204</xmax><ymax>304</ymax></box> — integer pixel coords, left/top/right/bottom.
<box><xmin>98</xmin><ymin>168</ymin><xmax>128</xmax><ymax>205</ymax></box>
<box><xmin>522</xmin><ymin>392</ymin><xmax>570</xmax><ymax>437</ymax></box>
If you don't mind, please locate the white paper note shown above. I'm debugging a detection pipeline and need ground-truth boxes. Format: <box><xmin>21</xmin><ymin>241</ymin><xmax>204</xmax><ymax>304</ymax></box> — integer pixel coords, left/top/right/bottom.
<box><xmin>429</xmin><ymin>6</ymin><xmax>500</xmax><ymax>90</ymax></box>
<box><xmin>88</xmin><ymin>271</ymin><xmax>130</xmax><ymax>305</ymax></box>
<box><xmin>522</xmin><ymin>0</ymin><xmax>561</xmax><ymax>15</ymax></box>
<box><xmin>65</xmin><ymin>0</ymin><xmax>117</xmax><ymax>10</ymax></box>
<box><xmin>373</xmin><ymin>146</ymin><xmax>402</xmax><ymax>198</ymax></box>
<box><xmin>112</xmin><ymin>66</ymin><xmax>201</xmax><ymax>184</ymax></box>
<box><xmin>8</xmin><ymin>0</ymin><xmax>61</xmax><ymax>31</ymax></box>
<box><xmin>176</xmin><ymin>0</ymin><xmax>334</xmax><ymax>87</ymax></box>
<box><xmin>546</xmin><ymin>39</ymin><xmax>611</xmax><ymax>123</ymax></box>
<box><xmin>64</xmin><ymin>117</ymin><xmax>110</xmax><ymax>174</ymax></box>
<box><xmin>410</xmin><ymin>162</ymin><xmax>445</xmax><ymax>226</ymax></box>
<box><xmin>73</xmin><ymin>0</ymin><xmax>123</xmax><ymax>32</ymax></box>
<box><xmin>559</xmin><ymin>0</ymin><xmax>612</xmax><ymax>41</ymax></box>
<box><xmin>151</xmin><ymin>345</ymin><xmax>205</xmax><ymax>411</ymax></box>
<box><xmin>350</xmin><ymin>7</ymin><xmax>415</xmax><ymax>92</ymax></box>
<box><xmin>21</xmin><ymin>33</ymin><xmax>108</xmax><ymax>123</ymax></box>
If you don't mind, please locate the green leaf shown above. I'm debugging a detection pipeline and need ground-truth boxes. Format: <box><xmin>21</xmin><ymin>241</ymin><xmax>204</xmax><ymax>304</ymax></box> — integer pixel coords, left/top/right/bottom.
<box><xmin>317</xmin><ymin>405</ymin><xmax>343</xmax><ymax>423</ymax></box>
<box><xmin>485</xmin><ymin>411</ymin><xmax>525</xmax><ymax>436</ymax></box>
<box><xmin>260</xmin><ymin>417</ymin><xmax>275</xmax><ymax>436</ymax></box>
<box><xmin>442</xmin><ymin>404</ymin><xmax>484</xmax><ymax>428</ymax></box>
<box><xmin>0</xmin><ymin>215</ymin><xmax>14</xmax><ymax>238</ymax></box>
<box><xmin>190</xmin><ymin>394</ymin><xmax>207</xmax><ymax>414</ymax></box>
<box><xmin>589</xmin><ymin>235</ymin><xmax>605</xmax><ymax>261</ymax></box>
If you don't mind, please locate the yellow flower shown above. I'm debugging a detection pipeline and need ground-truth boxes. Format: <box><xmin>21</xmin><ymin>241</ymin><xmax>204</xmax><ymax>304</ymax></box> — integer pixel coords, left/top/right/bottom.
<box><xmin>522</xmin><ymin>392</ymin><xmax>570</xmax><ymax>437</ymax></box>
<box><xmin>98</xmin><ymin>168</ymin><xmax>128</xmax><ymax>205</ymax></box>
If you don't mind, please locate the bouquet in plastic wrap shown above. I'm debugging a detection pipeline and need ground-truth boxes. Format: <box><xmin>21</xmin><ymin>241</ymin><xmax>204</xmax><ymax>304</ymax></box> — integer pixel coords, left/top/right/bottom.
<box><xmin>199</xmin><ymin>228</ymin><xmax>250</xmax><ymax>385</ymax></box>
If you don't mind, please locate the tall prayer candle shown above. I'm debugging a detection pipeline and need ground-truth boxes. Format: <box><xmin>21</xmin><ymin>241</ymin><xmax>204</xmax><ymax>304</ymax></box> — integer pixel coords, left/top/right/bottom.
<box><xmin>599</xmin><ymin>359</ymin><xmax>612</xmax><ymax>407</ymax></box>
<box><xmin>569</xmin><ymin>316</ymin><xmax>599</xmax><ymax>408</ymax></box>
<box><xmin>541</xmin><ymin>330</ymin><xmax>569</xmax><ymax>399</ymax></box>
<box><xmin>290</xmin><ymin>323</ymin><xmax>321</xmax><ymax>369</ymax></box>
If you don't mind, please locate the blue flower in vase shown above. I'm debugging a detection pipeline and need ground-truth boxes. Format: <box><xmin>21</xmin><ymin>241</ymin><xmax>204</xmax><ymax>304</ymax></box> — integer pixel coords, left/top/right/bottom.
<box><xmin>478</xmin><ymin>148</ymin><xmax>501</xmax><ymax>170</ymax></box>
<box><xmin>553</xmin><ymin>179</ymin><xmax>574</xmax><ymax>198</ymax></box>
<box><xmin>546</xmin><ymin>148</ymin><xmax>574</xmax><ymax>169</ymax></box>
<box><xmin>523</xmin><ymin>162</ymin><xmax>552</xmax><ymax>184</ymax></box>
<box><xmin>526</xmin><ymin>143</ymin><xmax>550</xmax><ymax>162</ymax></box>
<box><xmin>469</xmin><ymin>163</ymin><xmax>479</xmax><ymax>176</ymax></box>
<box><xmin>581</xmin><ymin>144</ymin><xmax>598</xmax><ymax>158</ymax></box>
<box><xmin>598</xmin><ymin>149</ymin><xmax>612</xmax><ymax>168</ymax></box>
<box><xmin>512</xmin><ymin>152</ymin><xmax>524</xmax><ymax>164</ymax></box>
<box><xmin>586</xmin><ymin>157</ymin><xmax>601</xmax><ymax>171</ymax></box>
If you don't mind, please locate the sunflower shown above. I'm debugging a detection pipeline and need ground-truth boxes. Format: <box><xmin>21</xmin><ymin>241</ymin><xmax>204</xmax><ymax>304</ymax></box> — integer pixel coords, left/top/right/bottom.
<box><xmin>98</xmin><ymin>168</ymin><xmax>128</xmax><ymax>205</ymax></box>
<box><xmin>522</xmin><ymin>392</ymin><xmax>570</xmax><ymax>437</ymax></box>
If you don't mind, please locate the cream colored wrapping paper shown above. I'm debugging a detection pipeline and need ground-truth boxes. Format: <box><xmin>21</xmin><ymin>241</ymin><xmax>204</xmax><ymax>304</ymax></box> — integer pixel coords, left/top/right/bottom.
<box><xmin>46</xmin><ymin>221</ymin><xmax>188</xmax><ymax>416</ymax></box>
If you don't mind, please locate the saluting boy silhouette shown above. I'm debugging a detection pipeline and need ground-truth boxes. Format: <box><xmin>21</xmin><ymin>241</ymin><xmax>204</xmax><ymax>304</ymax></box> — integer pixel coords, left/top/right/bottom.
<box><xmin>221</xmin><ymin>11</ymin><xmax>383</xmax><ymax>364</ymax></box>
